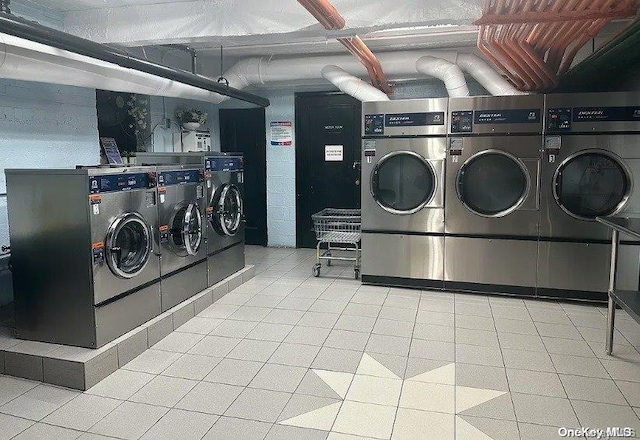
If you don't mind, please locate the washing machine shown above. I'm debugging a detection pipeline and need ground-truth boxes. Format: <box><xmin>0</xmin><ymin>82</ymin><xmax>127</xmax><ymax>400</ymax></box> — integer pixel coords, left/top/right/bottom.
<box><xmin>445</xmin><ymin>95</ymin><xmax>543</xmax><ymax>296</ymax></box>
<box><xmin>156</xmin><ymin>165</ymin><xmax>208</xmax><ymax>311</ymax></box>
<box><xmin>6</xmin><ymin>166</ymin><xmax>161</xmax><ymax>348</ymax></box>
<box><xmin>539</xmin><ymin>92</ymin><xmax>640</xmax><ymax>301</ymax></box>
<box><xmin>361</xmin><ymin>98</ymin><xmax>448</xmax><ymax>289</ymax></box>
<box><xmin>205</xmin><ymin>154</ymin><xmax>246</xmax><ymax>286</ymax></box>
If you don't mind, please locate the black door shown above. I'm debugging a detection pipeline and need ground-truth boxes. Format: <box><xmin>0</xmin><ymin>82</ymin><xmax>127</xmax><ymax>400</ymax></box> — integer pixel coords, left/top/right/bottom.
<box><xmin>219</xmin><ymin>108</ymin><xmax>268</xmax><ymax>246</ymax></box>
<box><xmin>296</xmin><ymin>93</ymin><xmax>362</xmax><ymax>248</ymax></box>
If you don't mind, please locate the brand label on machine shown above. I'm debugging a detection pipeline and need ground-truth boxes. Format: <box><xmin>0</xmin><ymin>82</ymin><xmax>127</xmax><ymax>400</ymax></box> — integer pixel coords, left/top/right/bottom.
<box><xmin>364</xmin><ymin>114</ymin><xmax>384</xmax><ymax>135</ymax></box>
<box><xmin>474</xmin><ymin>109</ymin><xmax>541</xmax><ymax>124</ymax></box>
<box><xmin>450</xmin><ymin>111</ymin><xmax>473</xmax><ymax>133</ymax></box>
<box><xmin>385</xmin><ymin>112</ymin><xmax>445</xmax><ymax>127</ymax></box>
<box><xmin>572</xmin><ymin>106</ymin><xmax>640</xmax><ymax>122</ymax></box>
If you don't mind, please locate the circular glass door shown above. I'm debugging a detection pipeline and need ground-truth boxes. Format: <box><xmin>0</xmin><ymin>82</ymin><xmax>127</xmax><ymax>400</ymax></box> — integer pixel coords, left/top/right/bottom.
<box><xmin>457</xmin><ymin>150</ymin><xmax>530</xmax><ymax>217</ymax></box>
<box><xmin>212</xmin><ymin>184</ymin><xmax>243</xmax><ymax>236</ymax></box>
<box><xmin>170</xmin><ymin>203</ymin><xmax>203</xmax><ymax>255</ymax></box>
<box><xmin>106</xmin><ymin>212</ymin><xmax>152</xmax><ymax>279</ymax></box>
<box><xmin>370</xmin><ymin>151</ymin><xmax>436</xmax><ymax>215</ymax></box>
<box><xmin>554</xmin><ymin>150</ymin><xmax>632</xmax><ymax>221</ymax></box>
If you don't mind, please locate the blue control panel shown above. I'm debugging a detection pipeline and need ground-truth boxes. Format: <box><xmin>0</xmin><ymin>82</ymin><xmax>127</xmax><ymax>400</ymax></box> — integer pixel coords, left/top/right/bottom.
<box><xmin>89</xmin><ymin>173</ymin><xmax>154</xmax><ymax>194</ymax></box>
<box><xmin>205</xmin><ymin>157</ymin><xmax>243</xmax><ymax>172</ymax></box>
<box><xmin>158</xmin><ymin>169</ymin><xmax>203</xmax><ymax>186</ymax></box>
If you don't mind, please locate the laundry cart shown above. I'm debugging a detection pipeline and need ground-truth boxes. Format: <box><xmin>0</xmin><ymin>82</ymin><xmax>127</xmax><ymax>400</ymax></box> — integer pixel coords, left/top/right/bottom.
<box><xmin>312</xmin><ymin>208</ymin><xmax>361</xmax><ymax>279</ymax></box>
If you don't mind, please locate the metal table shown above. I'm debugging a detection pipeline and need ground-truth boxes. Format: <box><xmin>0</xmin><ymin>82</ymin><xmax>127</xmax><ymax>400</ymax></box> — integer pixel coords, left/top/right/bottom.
<box><xmin>596</xmin><ymin>216</ymin><xmax>640</xmax><ymax>355</ymax></box>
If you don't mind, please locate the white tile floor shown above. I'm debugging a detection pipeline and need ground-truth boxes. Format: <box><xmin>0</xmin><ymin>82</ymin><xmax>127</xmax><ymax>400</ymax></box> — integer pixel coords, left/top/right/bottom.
<box><xmin>1</xmin><ymin>245</ymin><xmax>640</xmax><ymax>439</ymax></box>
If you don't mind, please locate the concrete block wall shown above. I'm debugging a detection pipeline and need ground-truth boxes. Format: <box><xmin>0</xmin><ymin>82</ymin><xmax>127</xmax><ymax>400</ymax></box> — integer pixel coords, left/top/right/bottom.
<box><xmin>0</xmin><ymin>2</ymin><xmax>101</xmax><ymax>305</ymax></box>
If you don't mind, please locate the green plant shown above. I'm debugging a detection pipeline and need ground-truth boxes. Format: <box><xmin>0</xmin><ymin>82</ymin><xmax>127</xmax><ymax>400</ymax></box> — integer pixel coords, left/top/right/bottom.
<box><xmin>175</xmin><ymin>107</ymin><xmax>207</xmax><ymax>125</ymax></box>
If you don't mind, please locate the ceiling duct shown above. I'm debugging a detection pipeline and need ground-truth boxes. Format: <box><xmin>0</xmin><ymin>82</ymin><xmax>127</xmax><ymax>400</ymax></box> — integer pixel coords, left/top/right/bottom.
<box><xmin>321</xmin><ymin>65</ymin><xmax>390</xmax><ymax>101</ymax></box>
<box><xmin>0</xmin><ymin>12</ymin><xmax>269</xmax><ymax>107</ymax></box>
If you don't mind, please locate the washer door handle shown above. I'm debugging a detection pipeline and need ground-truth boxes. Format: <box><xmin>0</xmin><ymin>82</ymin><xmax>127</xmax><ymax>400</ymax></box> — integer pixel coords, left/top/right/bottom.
<box><xmin>110</xmin><ymin>247</ymin><xmax>122</xmax><ymax>267</ymax></box>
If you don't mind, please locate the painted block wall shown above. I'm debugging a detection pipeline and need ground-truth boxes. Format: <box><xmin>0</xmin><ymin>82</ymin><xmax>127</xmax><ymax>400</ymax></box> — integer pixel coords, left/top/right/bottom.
<box><xmin>0</xmin><ymin>2</ymin><xmax>101</xmax><ymax>305</ymax></box>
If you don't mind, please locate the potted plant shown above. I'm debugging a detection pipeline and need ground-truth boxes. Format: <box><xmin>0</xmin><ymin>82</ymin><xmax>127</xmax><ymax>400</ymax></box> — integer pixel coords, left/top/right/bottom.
<box><xmin>175</xmin><ymin>108</ymin><xmax>207</xmax><ymax>131</ymax></box>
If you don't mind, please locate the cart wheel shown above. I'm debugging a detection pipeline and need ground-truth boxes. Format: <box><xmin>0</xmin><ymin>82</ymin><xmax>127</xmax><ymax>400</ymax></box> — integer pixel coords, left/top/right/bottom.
<box><xmin>326</xmin><ymin>252</ymin><xmax>332</xmax><ymax>266</ymax></box>
<box><xmin>354</xmin><ymin>268</ymin><xmax>360</xmax><ymax>279</ymax></box>
<box><xmin>313</xmin><ymin>264</ymin><xmax>321</xmax><ymax>277</ymax></box>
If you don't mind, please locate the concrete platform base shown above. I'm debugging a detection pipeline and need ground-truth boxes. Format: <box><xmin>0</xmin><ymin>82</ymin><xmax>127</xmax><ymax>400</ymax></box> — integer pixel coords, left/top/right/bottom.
<box><xmin>0</xmin><ymin>265</ymin><xmax>255</xmax><ymax>390</ymax></box>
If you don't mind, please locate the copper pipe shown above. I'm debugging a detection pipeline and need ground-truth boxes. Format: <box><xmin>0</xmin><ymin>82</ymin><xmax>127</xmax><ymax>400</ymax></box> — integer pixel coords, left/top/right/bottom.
<box><xmin>297</xmin><ymin>0</ymin><xmax>345</xmax><ymax>29</ymax></box>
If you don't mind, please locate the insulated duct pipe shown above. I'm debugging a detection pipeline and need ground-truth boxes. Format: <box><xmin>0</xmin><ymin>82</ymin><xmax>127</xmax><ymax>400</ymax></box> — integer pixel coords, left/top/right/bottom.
<box><xmin>454</xmin><ymin>53</ymin><xmax>524</xmax><ymax>96</ymax></box>
<box><xmin>415</xmin><ymin>56</ymin><xmax>470</xmax><ymax>97</ymax></box>
<box><xmin>0</xmin><ymin>12</ymin><xmax>269</xmax><ymax>107</ymax></box>
<box><xmin>321</xmin><ymin>65</ymin><xmax>390</xmax><ymax>101</ymax></box>
<box><xmin>220</xmin><ymin>50</ymin><xmax>522</xmax><ymax>100</ymax></box>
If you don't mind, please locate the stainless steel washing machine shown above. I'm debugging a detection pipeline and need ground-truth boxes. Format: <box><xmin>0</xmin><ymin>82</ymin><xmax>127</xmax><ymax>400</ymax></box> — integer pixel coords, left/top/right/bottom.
<box><xmin>156</xmin><ymin>165</ymin><xmax>207</xmax><ymax>311</ymax></box>
<box><xmin>361</xmin><ymin>98</ymin><xmax>448</xmax><ymax>288</ymax></box>
<box><xmin>445</xmin><ymin>95</ymin><xmax>543</xmax><ymax>296</ymax></box>
<box><xmin>205</xmin><ymin>154</ymin><xmax>245</xmax><ymax>286</ymax></box>
<box><xmin>539</xmin><ymin>92</ymin><xmax>640</xmax><ymax>301</ymax></box>
<box><xmin>6</xmin><ymin>166</ymin><xmax>161</xmax><ymax>348</ymax></box>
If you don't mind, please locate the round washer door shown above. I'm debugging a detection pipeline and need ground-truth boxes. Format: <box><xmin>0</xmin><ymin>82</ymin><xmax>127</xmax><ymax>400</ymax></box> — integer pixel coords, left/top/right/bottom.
<box><xmin>212</xmin><ymin>184</ymin><xmax>243</xmax><ymax>236</ymax></box>
<box><xmin>370</xmin><ymin>151</ymin><xmax>437</xmax><ymax>215</ymax></box>
<box><xmin>457</xmin><ymin>150</ymin><xmax>530</xmax><ymax>217</ymax></box>
<box><xmin>170</xmin><ymin>203</ymin><xmax>203</xmax><ymax>256</ymax></box>
<box><xmin>106</xmin><ymin>212</ymin><xmax>153</xmax><ymax>279</ymax></box>
<box><xmin>554</xmin><ymin>150</ymin><xmax>632</xmax><ymax>221</ymax></box>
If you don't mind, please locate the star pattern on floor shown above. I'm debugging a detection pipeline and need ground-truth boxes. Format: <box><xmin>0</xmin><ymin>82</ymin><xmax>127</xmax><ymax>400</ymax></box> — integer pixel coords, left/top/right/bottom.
<box><xmin>279</xmin><ymin>353</ymin><xmax>506</xmax><ymax>439</ymax></box>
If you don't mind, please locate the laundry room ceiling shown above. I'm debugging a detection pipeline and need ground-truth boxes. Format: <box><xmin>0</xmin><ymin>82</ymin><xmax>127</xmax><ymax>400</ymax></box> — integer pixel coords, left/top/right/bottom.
<box><xmin>19</xmin><ymin>0</ymin><xmax>485</xmax><ymax>56</ymax></box>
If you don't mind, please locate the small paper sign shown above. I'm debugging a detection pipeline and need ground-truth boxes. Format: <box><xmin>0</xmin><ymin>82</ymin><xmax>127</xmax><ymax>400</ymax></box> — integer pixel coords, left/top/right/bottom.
<box><xmin>100</xmin><ymin>137</ymin><xmax>123</xmax><ymax>165</ymax></box>
<box><xmin>325</xmin><ymin>145</ymin><xmax>344</xmax><ymax>162</ymax></box>
<box><xmin>270</xmin><ymin>121</ymin><xmax>293</xmax><ymax>146</ymax></box>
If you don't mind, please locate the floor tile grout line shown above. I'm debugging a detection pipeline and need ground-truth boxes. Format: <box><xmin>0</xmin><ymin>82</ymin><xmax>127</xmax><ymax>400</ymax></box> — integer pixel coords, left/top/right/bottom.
<box><xmin>488</xmin><ymin>295</ymin><xmax>522</xmax><ymax>440</ymax></box>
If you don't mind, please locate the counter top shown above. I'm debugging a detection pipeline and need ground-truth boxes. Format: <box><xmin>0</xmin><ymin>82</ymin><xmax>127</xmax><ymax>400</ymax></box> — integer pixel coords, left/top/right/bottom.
<box><xmin>596</xmin><ymin>216</ymin><xmax>640</xmax><ymax>240</ymax></box>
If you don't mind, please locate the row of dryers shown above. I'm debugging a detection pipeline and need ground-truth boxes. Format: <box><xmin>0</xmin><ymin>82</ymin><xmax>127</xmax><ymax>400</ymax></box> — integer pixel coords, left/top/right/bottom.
<box><xmin>5</xmin><ymin>153</ymin><xmax>244</xmax><ymax>348</ymax></box>
<box><xmin>361</xmin><ymin>92</ymin><xmax>640</xmax><ymax>301</ymax></box>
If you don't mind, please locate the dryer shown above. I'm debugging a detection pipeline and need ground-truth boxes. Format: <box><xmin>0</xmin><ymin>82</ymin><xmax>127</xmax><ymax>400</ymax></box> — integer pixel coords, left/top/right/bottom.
<box><xmin>6</xmin><ymin>166</ymin><xmax>161</xmax><ymax>348</ymax></box>
<box><xmin>361</xmin><ymin>98</ymin><xmax>448</xmax><ymax>289</ymax></box>
<box><xmin>205</xmin><ymin>154</ymin><xmax>246</xmax><ymax>286</ymax></box>
<box><xmin>445</xmin><ymin>95</ymin><xmax>543</xmax><ymax>296</ymax></box>
<box><xmin>156</xmin><ymin>165</ymin><xmax>207</xmax><ymax>311</ymax></box>
<box><xmin>539</xmin><ymin>92</ymin><xmax>640</xmax><ymax>301</ymax></box>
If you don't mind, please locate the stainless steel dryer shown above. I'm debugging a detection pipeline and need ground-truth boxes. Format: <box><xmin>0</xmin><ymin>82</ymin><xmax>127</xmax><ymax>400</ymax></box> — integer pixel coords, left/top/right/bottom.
<box><xmin>156</xmin><ymin>165</ymin><xmax>207</xmax><ymax>311</ymax></box>
<box><xmin>6</xmin><ymin>166</ymin><xmax>161</xmax><ymax>348</ymax></box>
<box><xmin>361</xmin><ymin>98</ymin><xmax>448</xmax><ymax>288</ymax></box>
<box><xmin>539</xmin><ymin>92</ymin><xmax>640</xmax><ymax>301</ymax></box>
<box><xmin>205</xmin><ymin>154</ymin><xmax>246</xmax><ymax>286</ymax></box>
<box><xmin>445</xmin><ymin>95</ymin><xmax>543</xmax><ymax>296</ymax></box>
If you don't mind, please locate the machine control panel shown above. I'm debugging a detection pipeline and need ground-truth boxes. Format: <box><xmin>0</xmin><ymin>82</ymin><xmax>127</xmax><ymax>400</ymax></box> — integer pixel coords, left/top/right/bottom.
<box><xmin>364</xmin><ymin>114</ymin><xmax>384</xmax><ymax>135</ymax></box>
<box><xmin>157</xmin><ymin>169</ymin><xmax>204</xmax><ymax>186</ymax></box>
<box><xmin>205</xmin><ymin>157</ymin><xmax>244</xmax><ymax>172</ymax></box>
<box><xmin>547</xmin><ymin>108</ymin><xmax>572</xmax><ymax>131</ymax></box>
<box><xmin>450</xmin><ymin>111</ymin><xmax>473</xmax><ymax>133</ymax></box>
<box><xmin>474</xmin><ymin>108</ymin><xmax>541</xmax><ymax>125</ymax></box>
<box><xmin>89</xmin><ymin>172</ymin><xmax>155</xmax><ymax>194</ymax></box>
<box><xmin>364</xmin><ymin>112</ymin><xmax>445</xmax><ymax>135</ymax></box>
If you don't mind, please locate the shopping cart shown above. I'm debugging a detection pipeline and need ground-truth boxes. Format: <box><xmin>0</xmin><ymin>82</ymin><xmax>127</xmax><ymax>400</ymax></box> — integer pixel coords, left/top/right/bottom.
<box><xmin>311</xmin><ymin>208</ymin><xmax>362</xmax><ymax>279</ymax></box>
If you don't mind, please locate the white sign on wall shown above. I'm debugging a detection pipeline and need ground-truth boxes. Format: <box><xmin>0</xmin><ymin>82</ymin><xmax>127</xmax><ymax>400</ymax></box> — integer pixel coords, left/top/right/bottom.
<box><xmin>270</xmin><ymin>121</ymin><xmax>293</xmax><ymax>146</ymax></box>
<box><xmin>325</xmin><ymin>145</ymin><xmax>344</xmax><ymax>162</ymax></box>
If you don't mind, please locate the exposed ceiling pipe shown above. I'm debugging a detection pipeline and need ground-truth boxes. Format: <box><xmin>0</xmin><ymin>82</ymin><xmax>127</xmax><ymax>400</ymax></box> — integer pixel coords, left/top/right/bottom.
<box><xmin>0</xmin><ymin>12</ymin><xmax>269</xmax><ymax>107</ymax></box>
<box><xmin>415</xmin><ymin>56</ymin><xmax>470</xmax><ymax>97</ymax></box>
<box><xmin>321</xmin><ymin>65</ymin><xmax>390</xmax><ymax>101</ymax></box>
<box><xmin>455</xmin><ymin>53</ymin><xmax>524</xmax><ymax>95</ymax></box>
<box><xmin>0</xmin><ymin>33</ymin><xmax>233</xmax><ymax>103</ymax></box>
<box><xmin>0</xmin><ymin>0</ymin><xmax>10</xmax><ymax>14</ymax></box>
<box><xmin>297</xmin><ymin>0</ymin><xmax>392</xmax><ymax>94</ymax></box>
